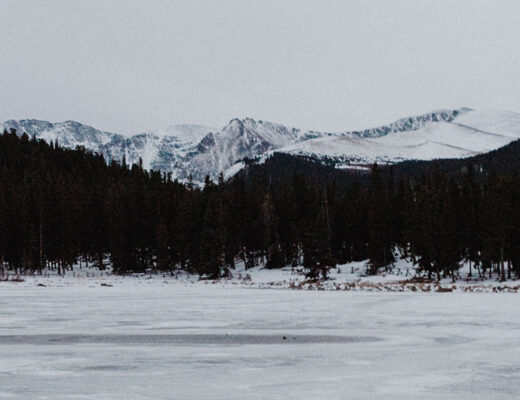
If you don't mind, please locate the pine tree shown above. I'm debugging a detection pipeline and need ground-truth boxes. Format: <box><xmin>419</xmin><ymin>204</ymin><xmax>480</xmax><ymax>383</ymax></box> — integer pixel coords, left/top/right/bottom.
<box><xmin>197</xmin><ymin>193</ymin><xmax>227</xmax><ymax>278</ymax></box>
<box><xmin>303</xmin><ymin>190</ymin><xmax>333</xmax><ymax>280</ymax></box>
<box><xmin>0</xmin><ymin>182</ymin><xmax>5</xmax><ymax>275</ymax></box>
<box><xmin>461</xmin><ymin>163</ymin><xmax>481</xmax><ymax>277</ymax></box>
<box><xmin>262</xmin><ymin>192</ymin><xmax>284</xmax><ymax>269</ymax></box>
<box><xmin>367</xmin><ymin>164</ymin><xmax>394</xmax><ymax>274</ymax></box>
<box><xmin>156</xmin><ymin>216</ymin><xmax>172</xmax><ymax>271</ymax></box>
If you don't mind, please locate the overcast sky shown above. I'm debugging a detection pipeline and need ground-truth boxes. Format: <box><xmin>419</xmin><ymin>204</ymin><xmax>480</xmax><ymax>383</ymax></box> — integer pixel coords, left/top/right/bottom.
<box><xmin>2</xmin><ymin>0</ymin><xmax>520</xmax><ymax>134</ymax></box>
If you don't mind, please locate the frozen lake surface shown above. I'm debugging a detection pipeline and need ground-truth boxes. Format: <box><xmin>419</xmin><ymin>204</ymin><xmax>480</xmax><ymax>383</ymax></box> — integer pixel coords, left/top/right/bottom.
<box><xmin>0</xmin><ymin>284</ymin><xmax>519</xmax><ymax>399</ymax></box>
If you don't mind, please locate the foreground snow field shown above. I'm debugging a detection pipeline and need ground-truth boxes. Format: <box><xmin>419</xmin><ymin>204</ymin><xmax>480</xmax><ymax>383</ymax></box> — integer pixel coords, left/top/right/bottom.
<box><xmin>0</xmin><ymin>278</ymin><xmax>519</xmax><ymax>399</ymax></box>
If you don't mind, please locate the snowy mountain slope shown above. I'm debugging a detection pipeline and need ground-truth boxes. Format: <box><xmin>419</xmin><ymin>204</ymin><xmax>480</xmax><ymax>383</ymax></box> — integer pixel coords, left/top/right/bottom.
<box><xmin>342</xmin><ymin>107</ymin><xmax>470</xmax><ymax>138</ymax></box>
<box><xmin>451</xmin><ymin>110</ymin><xmax>520</xmax><ymax>138</ymax></box>
<box><xmin>279</xmin><ymin>133</ymin><xmax>479</xmax><ymax>165</ymax></box>
<box><xmin>184</xmin><ymin>109</ymin><xmax>474</xmax><ymax>179</ymax></box>
<box><xmin>0</xmin><ymin>119</ymin><xmax>215</xmax><ymax>175</ymax></box>
<box><xmin>275</xmin><ymin>109</ymin><xmax>520</xmax><ymax>168</ymax></box>
<box><xmin>150</xmin><ymin>124</ymin><xmax>216</xmax><ymax>144</ymax></box>
<box><xmin>2</xmin><ymin>108</ymin><xmax>520</xmax><ymax>182</ymax></box>
<box><xmin>1</xmin><ymin>119</ymin><xmax>114</xmax><ymax>150</ymax></box>
<box><xmin>186</xmin><ymin>118</ymin><xmax>324</xmax><ymax>176</ymax></box>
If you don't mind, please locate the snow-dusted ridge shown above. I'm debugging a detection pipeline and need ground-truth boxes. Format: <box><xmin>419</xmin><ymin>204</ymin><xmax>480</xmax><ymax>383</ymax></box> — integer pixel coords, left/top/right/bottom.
<box><xmin>276</xmin><ymin>108</ymin><xmax>520</xmax><ymax>169</ymax></box>
<box><xmin>3</xmin><ymin>108</ymin><xmax>520</xmax><ymax>182</ymax></box>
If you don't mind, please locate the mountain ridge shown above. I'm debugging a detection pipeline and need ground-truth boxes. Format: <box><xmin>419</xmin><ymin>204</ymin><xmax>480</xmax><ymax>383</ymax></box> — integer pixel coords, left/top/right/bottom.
<box><xmin>2</xmin><ymin>107</ymin><xmax>520</xmax><ymax>182</ymax></box>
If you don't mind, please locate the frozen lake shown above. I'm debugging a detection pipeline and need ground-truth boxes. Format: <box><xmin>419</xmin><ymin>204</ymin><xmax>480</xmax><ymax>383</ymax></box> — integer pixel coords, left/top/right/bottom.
<box><xmin>0</xmin><ymin>284</ymin><xmax>519</xmax><ymax>399</ymax></box>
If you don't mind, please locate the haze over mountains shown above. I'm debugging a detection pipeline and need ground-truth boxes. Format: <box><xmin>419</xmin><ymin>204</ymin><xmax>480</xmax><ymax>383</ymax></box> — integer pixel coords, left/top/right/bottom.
<box><xmin>2</xmin><ymin>108</ymin><xmax>520</xmax><ymax>182</ymax></box>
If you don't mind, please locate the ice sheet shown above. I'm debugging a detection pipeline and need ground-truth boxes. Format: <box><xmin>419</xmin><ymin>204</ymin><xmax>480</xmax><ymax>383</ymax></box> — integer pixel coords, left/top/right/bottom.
<box><xmin>0</xmin><ymin>284</ymin><xmax>518</xmax><ymax>399</ymax></box>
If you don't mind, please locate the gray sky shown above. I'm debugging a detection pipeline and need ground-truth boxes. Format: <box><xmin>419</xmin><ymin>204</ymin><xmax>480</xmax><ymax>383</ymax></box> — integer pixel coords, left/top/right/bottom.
<box><xmin>2</xmin><ymin>0</ymin><xmax>520</xmax><ymax>134</ymax></box>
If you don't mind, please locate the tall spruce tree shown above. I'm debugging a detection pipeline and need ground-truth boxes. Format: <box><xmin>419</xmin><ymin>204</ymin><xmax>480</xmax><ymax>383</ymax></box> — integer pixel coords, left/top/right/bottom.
<box><xmin>367</xmin><ymin>164</ymin><xmax>394</xmax><ymax>274</ymax></box>
<box><xmin>262</xmin><ymin>192</ymin><xmax>284</xmax><ymax>269</ymax></box>
<box><xmin>303</xmin><ymin>191</ymin><xmax>333</xmax><ymax>280</ymax></box>
<box><xmin>197</xmin><ymin>192</ymin><xmax>227</xmax><ymax>278</ymax></box>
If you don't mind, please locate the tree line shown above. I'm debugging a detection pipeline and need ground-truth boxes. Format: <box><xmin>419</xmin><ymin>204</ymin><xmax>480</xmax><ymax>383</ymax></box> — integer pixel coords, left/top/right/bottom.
<box><xmin>1</xmin><ymin>128</ymin><xmax>520</xmax><ymax>281</ymax></box>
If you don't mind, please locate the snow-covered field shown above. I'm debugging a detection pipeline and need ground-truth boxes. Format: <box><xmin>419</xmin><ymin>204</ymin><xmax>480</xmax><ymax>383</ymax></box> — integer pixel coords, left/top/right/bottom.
<box><xmin>0</xmin><ymin>265</ymin><xmax>519</xmax><ymax>399</ymax></box>
<box><xmin>2</xmin><ymin>257</ymin><xmax>517</xmax><ymax>292</ymax></box>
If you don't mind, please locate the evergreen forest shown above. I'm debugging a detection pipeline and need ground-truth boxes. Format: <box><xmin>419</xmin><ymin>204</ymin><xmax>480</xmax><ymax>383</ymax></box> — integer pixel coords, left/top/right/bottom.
<box><xmin>1</xmin><ymin>128</ymin><xmax>520</xmax><ymax>281</ymax></box>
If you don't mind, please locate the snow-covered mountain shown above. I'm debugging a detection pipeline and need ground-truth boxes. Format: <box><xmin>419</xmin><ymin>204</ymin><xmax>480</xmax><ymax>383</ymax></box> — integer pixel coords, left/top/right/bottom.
<box><xmin>2</xmin><ymin>108</ymin><xmax>520</xmax><ymax>182</ymax></box>
<box><xmin>280</xmin><ymin>109</ymin><xmax>520</xmax><ymax>168</ymax></box>
<box><xmin>0</xmin><ymin>119</ymin><xmax>215</xmax><ymax>177</ymax></box>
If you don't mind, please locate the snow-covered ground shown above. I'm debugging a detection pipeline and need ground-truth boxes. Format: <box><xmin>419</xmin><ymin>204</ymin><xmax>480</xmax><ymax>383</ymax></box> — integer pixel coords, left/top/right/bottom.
<box><xmin>0</xmin><ymin>262</ymin><xmax>519</xmax><ymax>399</ymax></box>
<box><xmin>2</xmin><ymin>258</ymin><xmax>516</xmax><ymax>292</ymax></box>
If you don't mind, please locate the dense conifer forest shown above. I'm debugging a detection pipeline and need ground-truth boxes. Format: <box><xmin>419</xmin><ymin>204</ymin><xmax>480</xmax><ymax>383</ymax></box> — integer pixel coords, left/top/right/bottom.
<box><xmin>1</xmin><ymin>128</ymin><xmax>520</xmax><ymax>281</ymax></box>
